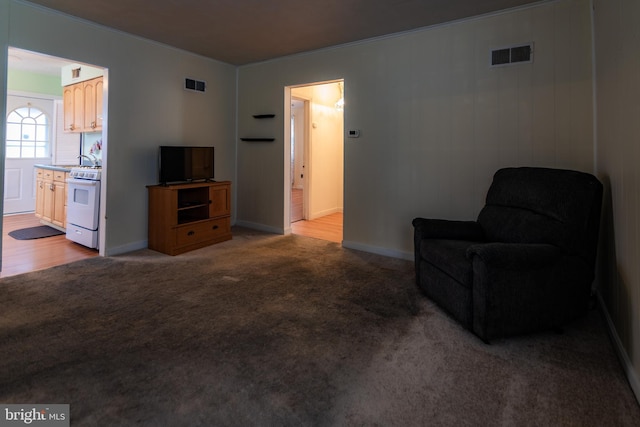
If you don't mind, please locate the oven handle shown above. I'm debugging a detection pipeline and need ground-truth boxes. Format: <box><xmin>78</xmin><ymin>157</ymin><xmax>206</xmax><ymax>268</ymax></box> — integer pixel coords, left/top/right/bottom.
<box><xmin>66</xmin><ymin>178</ymin><xmax>100</xmax><ymax>186</ymax></box>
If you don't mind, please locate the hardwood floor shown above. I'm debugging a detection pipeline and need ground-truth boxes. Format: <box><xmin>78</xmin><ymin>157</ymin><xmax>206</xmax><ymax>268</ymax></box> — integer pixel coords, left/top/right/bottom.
<box><xmin>1</xmin><ymin>213</ymin><xmax>98</xmax><ymax>278</ymax></box>
<box><xmin>291</xmin><ymin>212</ymin><xmax>343</xmax><ymax>243</ymax></box>
<box><xmin>0</xmin><ymin>210</ymin><xmax>341</xmax><ymax>278</ymax></box>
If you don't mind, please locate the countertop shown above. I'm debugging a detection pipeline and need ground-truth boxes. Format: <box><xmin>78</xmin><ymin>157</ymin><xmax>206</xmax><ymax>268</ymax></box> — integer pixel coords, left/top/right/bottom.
<box><xmin>34</xmin><ymin>164</ymin><xmax>77</xmax><ymax>172</ymax></box>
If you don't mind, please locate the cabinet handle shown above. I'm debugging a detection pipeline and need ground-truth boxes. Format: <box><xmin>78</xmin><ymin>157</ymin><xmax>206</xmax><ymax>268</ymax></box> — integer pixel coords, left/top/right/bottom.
<box><xmin>212</xmin><ymin>225</ymin><xmax>219</xmax><ymax>230</ymax></box>
<box><xmin>187</xmin><ymin>231</ymin><xmax>195</xmax><ymax>236</ymax></box>
<box><xmin>49</xmin><ymin>184</ymin><xmax>55</xmax><ymax>191</ymax></box>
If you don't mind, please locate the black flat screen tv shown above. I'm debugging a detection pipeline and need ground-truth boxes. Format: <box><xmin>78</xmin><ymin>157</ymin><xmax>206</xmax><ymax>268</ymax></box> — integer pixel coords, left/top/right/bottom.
<box><xmin>159</xmin><ymin>146</ymin><xmax>214</xmax><ymax>185</ymax></box>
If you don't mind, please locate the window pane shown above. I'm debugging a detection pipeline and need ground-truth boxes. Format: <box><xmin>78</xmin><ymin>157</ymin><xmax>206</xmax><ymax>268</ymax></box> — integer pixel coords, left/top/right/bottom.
<box><xmin>35</xmin><ymin>113</ymin><xmax>48</xmax><ymax>125</ymax></box>
<box><xmin>14</xmin><ymin>107</ymin><xmax>29</xmax><ymax>117</ymax></box>
<box><xmin>22</xmin><ymin>123</ymin><xmax>36</xmax><ymax>141</ymax></box>
<box><xmin>35</xmin><ymin>124</ymin><xmax>48</xmax><ymax>142</ymax></box>
<box><xmin>22</xmin><ymin>146</ymin><xmax>35</xmax><ymax>158</ymax></box>
<box><xmin>6</xmin><ymin>141</ymin><xmax>21</xmax><ymax>159</ymax></box>
<box><xmin>6</xmin><ymin>123</ymin><xmax>21</xmax><ymax>140</ymax></box>
<box><xmin>35</xmin><ymin>141</ymin><xmax>48</xmax><ymax>157</ymax></box>
<box><xmin>6</xmin><ymin>146</ymin><xmax>21</xmax><ymax>158</ymax></box>
<box><xmin>7</xmin><ymin>111</ymin><xmax>22</xmax><ymax>123</ymax></box>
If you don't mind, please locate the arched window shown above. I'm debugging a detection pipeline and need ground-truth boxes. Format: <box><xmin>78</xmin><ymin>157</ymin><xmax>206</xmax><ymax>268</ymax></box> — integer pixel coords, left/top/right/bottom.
<box><xmin>6</xmin><ymin>105</ymin><xmax>50</xmax><ymax>159</ymax></box>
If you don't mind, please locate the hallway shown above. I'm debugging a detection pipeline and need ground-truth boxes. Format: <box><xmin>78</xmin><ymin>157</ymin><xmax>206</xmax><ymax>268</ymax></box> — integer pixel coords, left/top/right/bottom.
<box><xmin>291</xmin><ymin>212</ymin><xmax>342</xmax><ymax>243</ymax></box>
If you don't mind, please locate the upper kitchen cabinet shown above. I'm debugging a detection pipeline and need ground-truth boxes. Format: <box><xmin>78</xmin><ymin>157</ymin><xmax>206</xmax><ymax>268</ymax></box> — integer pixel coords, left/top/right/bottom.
<box><xmin>61</xmin><ymin>63</ymin><xmax>104</xmax><ymax>133</ymax></box>
<box><xmin>83</xmin><ymin>77</ymin><xmax>103</xmax><ymax>131</ymax></box>
<box><xmin>63</xmin><ymin>76</ymin><xmax>103</xmax><ymax>132</ymax></box>
<box><xmin>63</xmin><ymin>83</ymin><xmax>84</xmax><ymax>132</ymax></box>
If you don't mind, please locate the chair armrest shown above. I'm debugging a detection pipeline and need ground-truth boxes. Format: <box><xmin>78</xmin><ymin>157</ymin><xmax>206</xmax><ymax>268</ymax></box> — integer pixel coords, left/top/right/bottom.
<box><xmin>412</xmin><ymin>217</ymin><xmax>485</xmax><ymax>241</ymax></box>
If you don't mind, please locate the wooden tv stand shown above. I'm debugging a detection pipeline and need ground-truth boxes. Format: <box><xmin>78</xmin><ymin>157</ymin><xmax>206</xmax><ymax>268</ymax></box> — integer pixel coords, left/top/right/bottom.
<box><xmin>147</xmin><ymin>181</ymin><xmax>232</xmax><ymax>255</ymax></box>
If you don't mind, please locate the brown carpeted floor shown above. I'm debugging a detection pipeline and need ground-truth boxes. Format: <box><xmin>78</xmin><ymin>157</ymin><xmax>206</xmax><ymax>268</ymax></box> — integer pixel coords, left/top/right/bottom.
<box><xmin>0</xmin><ymin>227</ymin><xmax>638</xmax><ymax>426</ymax></box>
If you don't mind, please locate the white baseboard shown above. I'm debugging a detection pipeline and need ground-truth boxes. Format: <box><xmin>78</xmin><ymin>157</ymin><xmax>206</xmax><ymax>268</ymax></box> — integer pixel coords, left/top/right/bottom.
<box><xmin>308</xmin><ymin>207</ymin><xmax>342</xmax><ymax>220</ymax></box>
<box><xmin>342</xmin><ymin>239</ymin><xmax>413</xmax><ymax>261</ymax></box>
<box><xmin>105</xmin><ymin>239</ymin><xmax>148</xmax><ymax>256</ymax></box>
<box><xmin>234</xmin><ymin>220</ymin><xmax>284</xmax><ymax>235</ymax></box>
<box><xmin>597</xmin><ymin>292</ymin><xmax>640</xmax><ymax>405</ymax></box>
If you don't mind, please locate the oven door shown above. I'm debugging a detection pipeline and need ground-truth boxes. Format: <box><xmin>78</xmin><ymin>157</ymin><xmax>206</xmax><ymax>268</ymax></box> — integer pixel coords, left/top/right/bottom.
<box><xmin>66</xmin><ymin>178</ymin><xmax>100</xmax><ymax>230</ymax></box>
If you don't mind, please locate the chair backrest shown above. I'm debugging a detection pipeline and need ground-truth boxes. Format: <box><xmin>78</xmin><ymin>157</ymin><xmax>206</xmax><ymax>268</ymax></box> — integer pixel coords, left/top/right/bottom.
<box><xmin>477</xmin><ymin>167</ymin><xmax>603</xmax><ymax>265</ymax></box>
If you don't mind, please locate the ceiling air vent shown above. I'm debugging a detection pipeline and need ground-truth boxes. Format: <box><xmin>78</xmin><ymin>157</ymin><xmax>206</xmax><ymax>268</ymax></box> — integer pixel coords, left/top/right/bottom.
<box><xmin>491</xmin><ymin>43</ymin><xmax>533</xmax><ymax>67</ymax></box>
<box><xmin>185</xmin><ymin>78</ymin><xmax>206</xmax><ymax>93</ymax></box>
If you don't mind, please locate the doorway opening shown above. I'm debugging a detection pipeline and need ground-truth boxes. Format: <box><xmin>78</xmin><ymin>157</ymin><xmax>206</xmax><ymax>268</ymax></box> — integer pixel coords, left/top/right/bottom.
<box><xmin>2</xmin><ymin>47</ymin><xmax>106</xmax><ymax>277</ymax></box>
<box><xmin>286</xmin><ymin>80</ymin><xmax>344</xmax><ymax>243</ymax></box>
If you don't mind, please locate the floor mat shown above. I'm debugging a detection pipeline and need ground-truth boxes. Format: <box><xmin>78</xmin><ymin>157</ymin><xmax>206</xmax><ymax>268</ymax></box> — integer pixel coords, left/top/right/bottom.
<box><xmin>8</xmin><ymin>225</ymin><xmax>64</xmax><ymax>240</ymax></box>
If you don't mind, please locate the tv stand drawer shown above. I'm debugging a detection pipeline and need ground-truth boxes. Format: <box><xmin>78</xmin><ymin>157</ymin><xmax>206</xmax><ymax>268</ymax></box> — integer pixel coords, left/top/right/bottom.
<box><xmin>174</xmin><ymin>217</ymin><xmax>230</xmax><ymax>248</ymax></box>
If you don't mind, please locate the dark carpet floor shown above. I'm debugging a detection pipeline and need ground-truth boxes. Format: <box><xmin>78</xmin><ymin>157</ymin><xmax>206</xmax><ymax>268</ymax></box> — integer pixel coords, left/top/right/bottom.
<box><xmin>0</xmin><ymin>227</ymin><xmax>638</xmax><ymax>426</ymax></box>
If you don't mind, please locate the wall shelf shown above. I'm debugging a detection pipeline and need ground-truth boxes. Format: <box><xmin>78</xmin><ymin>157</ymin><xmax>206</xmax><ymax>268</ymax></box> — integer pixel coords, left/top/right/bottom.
<box><xmin>241</xmin><ymin>137</ymin><xmax>275</xmax><ymax>142</ymax></box>
<box><xmin>244</xmin><ymin>113</ymin><xmax>276</xmax><ymax>141</ymax></box>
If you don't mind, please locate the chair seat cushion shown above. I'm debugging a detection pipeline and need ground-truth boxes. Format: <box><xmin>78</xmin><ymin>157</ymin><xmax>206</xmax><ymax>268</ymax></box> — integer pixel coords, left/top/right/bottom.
<box><xmin>419</xmin><ymin>239</ymin><xmax>478</xmax><ymax>288</ymax></box>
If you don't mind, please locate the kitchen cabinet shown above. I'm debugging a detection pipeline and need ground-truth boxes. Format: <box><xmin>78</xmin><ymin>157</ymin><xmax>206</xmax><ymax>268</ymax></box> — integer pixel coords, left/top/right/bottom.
<box><xmin>83</xmin><ymin>77</ymin><xmax>103</xmax><ymax>131</ymax></box>
<box><xmin>35</xmin><ymin>167</ymin><xmax>69</xmax><ymax>229</ymax></box>
<box><xmin>63</xmin><ymin>76</ymin><xmax>103</xmax><ymax>132</ymax></box>
<box><xmin>147</xmin><ymin>181</ymin><xmax>232</xmax><ymax>255</ymax></box>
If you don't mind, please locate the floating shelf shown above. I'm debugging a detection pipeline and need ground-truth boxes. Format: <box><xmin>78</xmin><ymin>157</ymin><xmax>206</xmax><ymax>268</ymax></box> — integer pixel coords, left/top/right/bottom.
<box><xmin>241</xmin><ymin>137</ymin><xmax>275</xmax><ymax>142</ymax></box>
<box><xmin>253</xmin><ymin>114</ymin><xmax>275</xmax><ymax>119</ymax></box>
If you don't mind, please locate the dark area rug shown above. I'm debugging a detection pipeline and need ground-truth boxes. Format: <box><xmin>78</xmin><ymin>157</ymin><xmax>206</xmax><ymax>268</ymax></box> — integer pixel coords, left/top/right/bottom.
<box><xmin>0</xmin><ymin>228</ymin><xmax>638</xmax><ymax>426</ymax></box>
<box><xmin>8</xmin><ymin>225</ymin><xmax>64</xmax><ymax>240</ymax></box>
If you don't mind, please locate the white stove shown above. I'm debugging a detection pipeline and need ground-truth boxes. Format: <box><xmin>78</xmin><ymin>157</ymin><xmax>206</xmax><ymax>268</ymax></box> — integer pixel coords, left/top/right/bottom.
<box><xmin>66</xmin><ymin>167</ymin><xmax>102</xmax><ymax>248</ymax></box>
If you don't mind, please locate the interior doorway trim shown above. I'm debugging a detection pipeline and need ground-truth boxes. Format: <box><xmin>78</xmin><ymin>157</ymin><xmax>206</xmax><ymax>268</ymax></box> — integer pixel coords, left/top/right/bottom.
<box><xmin>284</xmin><ymin>79</ymin><xmax>344</xmax><ymax>241</ymax></box>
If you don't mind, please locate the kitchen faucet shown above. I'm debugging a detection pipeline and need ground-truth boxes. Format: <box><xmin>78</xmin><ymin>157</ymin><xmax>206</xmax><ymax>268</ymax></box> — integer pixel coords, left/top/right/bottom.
<box><xmin>78</xmin><ymin>154</ymin><xmax>99</xmax><ymax>167</ymax></box>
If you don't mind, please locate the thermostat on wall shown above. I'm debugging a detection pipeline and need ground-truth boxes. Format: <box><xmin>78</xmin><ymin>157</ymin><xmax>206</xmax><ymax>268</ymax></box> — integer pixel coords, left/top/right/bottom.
<box><xmin>348</xmin><ymin>129</ymin><xmax>360</xmax><ymax>138</ymax></box>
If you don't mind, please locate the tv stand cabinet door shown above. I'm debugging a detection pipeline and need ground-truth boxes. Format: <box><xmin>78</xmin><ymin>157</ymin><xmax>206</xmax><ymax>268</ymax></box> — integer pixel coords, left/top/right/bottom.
<box><xmin>209</xmin><ymin>182</ymin><xmax>231</xmax><ymax>218</ymax></box>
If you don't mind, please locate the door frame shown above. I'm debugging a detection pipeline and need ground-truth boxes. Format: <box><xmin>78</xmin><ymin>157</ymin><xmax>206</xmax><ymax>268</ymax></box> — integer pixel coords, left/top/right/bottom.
<box><xmin>284</xmin><ymin>79</ymin><xmax>344</xmax><ymax>237</ymax></box>
<box><xmin>2</xmin><ymin>48</ymin><xmax>109</xmax><ymax>274</ymax></box>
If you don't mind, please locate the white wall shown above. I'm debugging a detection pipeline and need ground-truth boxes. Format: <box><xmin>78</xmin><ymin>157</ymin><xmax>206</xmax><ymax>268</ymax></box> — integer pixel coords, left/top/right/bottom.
<box><xmin>237</xmin><ymin>0</ymin><xmax>594</xmax><ymax>258</ymax></box>
<box><xmin>1</xmin><ymin>0</ymin><xmax>237</xmax><ymax>255</ymax></box>
<box><xmin>593</xmin><ymin>0</ymin><xmax>640</xmax><ymax>402</ymax></box>
<box><xmin>308</xmin><ymin>101</ymin><xmax>343</xmax><ymax>219</ymax></box>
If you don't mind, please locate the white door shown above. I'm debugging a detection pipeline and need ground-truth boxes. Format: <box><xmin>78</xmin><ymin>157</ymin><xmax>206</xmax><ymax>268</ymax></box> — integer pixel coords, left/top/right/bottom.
<box><xmin>4</xmin><ymin>95</ymin><xmax>54</xmax><ymax>214</ymax></box>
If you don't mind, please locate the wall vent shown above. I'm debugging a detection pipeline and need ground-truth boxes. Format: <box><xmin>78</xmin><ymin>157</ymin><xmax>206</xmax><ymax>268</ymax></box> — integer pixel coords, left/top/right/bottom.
<box><xmin>185</xmin><ymin>78</ymin><xmax>206</xmax><ymax>92</ymax></box>
<box><xmin>490</xmin><ymin>43</ymin><xmax>533</xmax><ymax>67</ymax></box>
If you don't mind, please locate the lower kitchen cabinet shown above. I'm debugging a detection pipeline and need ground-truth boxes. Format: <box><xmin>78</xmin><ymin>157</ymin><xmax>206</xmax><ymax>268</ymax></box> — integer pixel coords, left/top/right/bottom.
<box><xmin>147</xmin><ymin>181</ymin><xmax>232</xmax><ymax>255</ymax></box>
<box><xmin>35</xmin><ymin>167</ymin><xmax>69</xmax><ymax>229</ymax></box>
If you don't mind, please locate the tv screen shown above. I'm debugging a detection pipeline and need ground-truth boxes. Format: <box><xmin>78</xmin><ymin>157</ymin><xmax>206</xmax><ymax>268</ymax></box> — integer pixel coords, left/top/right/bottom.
<box><xmin>159</xmin><ymin>146</ymin><xmax>214</xmax><ymax>184</ymax></box>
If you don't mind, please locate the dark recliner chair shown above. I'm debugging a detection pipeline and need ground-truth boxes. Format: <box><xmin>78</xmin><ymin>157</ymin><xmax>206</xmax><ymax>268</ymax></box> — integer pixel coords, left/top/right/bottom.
<box><xmin>412</xmin><ymin>167</ymin><xmax>603</xmax><ymax>342</ymax></box>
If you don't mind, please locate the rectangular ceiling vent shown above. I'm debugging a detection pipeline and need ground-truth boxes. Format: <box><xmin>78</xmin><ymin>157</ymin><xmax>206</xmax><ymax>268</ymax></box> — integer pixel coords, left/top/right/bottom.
<box><xmin>491</xmin><ymin>43</ymin><xmax>533</xmax><ymax>67</ymax></box>
<box><xmin>185</xmin><ymin>78</ymin><xmax>206</xmax><ymax>93</ymax></box>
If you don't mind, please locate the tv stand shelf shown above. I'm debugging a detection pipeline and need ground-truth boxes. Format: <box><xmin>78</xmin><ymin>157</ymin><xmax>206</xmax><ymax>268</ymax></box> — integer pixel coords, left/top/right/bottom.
<box><xmin>147</xmin><ymin>181</ymin><xmax>232</xmax><ymax>255</ymax></box>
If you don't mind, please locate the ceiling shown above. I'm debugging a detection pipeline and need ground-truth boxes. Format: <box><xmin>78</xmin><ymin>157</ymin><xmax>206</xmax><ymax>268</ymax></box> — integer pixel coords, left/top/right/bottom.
<box><xmin>21</xmin><ymin>0</ymin><xmax>542</xmax><ymax>66</ymax></box>
<box><xmin>8</xmin><ymin>47</ymin><xmax>74</xmax><ymax>75</ymax></box>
